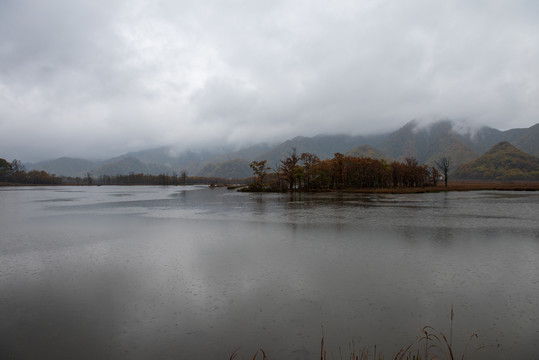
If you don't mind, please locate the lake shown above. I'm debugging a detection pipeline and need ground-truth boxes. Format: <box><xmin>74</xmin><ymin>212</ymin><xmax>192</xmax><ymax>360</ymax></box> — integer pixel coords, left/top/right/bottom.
<box><xmin>1</xmin><ymin>186</ymin><xmax>538</xmax><ymax>359</ymax></box>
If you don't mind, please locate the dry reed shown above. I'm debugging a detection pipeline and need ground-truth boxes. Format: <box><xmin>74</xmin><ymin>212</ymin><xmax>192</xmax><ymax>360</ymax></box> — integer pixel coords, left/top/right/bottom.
<box><xmin>230</xmin><ymin>305</ymin><xmax>504</xmax><ymax>360</ymax></box>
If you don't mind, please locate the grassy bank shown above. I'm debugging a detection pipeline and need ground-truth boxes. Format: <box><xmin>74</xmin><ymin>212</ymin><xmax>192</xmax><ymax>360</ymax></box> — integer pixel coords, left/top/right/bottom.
<box><xmin>239</xmin><ymin>180</ymin><xmax>539</xmax><ymax>194</ymax></box>
<box><xmin>342</xmin><ymin>180</ymin><xmax>539</xmax><ymax>194</ymax></box>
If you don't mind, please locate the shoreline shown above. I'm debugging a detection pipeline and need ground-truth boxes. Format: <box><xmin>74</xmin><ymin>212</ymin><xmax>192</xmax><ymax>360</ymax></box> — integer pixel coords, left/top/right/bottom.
<box><xmin>239</xmin><ymin>180</ymin><xmax>539</xmax><ymax>194</ymax></box>
<box><xmin>2</xmin><ymin>181</ymin><xmax>539</xmax><ymax>193</ymax></box>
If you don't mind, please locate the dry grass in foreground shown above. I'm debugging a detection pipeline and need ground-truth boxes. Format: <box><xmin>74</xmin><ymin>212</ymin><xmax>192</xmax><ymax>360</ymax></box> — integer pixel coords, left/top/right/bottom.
<box><xmin>230</xmin><ymin>306</ymin><xmax>504</xmax><ymax>360</ymax></box>
<box><xmin>344</xmin><ymin>180</ymin><xmax>539</xmax><ymax>194</ymax></box>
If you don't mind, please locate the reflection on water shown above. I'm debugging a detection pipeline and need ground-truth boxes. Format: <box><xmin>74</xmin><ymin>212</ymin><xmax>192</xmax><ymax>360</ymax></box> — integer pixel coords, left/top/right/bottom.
<box><xmin>1</xmin><ymin>186</ymin><xmax>539</xmax><ymax>359</ymax></box>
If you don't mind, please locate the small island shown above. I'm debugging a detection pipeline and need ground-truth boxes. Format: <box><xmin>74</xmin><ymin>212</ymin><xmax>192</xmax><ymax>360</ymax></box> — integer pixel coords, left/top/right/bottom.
<box><xmin>243</xmin><ymin>144</ymin><xmax>539</xmax><ymax>193</ymax></box>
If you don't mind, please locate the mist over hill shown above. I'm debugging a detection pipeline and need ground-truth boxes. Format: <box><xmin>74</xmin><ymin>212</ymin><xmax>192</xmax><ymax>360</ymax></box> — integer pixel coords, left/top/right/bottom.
<box><xmin>378</xmin><ymin>120</ymin><xmax>479</xmax><ymax>166</ymax></box>
<box><xmin>345</xmin><ymin>145</ymin><xmax>393</xmax><ymax>162</ymax></box>
<box><xmin>24</xmin><ymin>120</ymin><xmax>539</xmax><ymax>180</ymax></box>
<box><xmin>27</xmin><ymin>157</ymin><xmax>98</xmax><ymax>177</ymax></box>
<box><xmin>197</xmin><ymin>158</ymin><xmax>252</xmax><ymax>179</ymax></box>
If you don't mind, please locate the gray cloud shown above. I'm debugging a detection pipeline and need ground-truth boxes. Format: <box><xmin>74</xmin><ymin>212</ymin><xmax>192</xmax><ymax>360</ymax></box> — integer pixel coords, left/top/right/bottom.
<box><xmin>1</xmin><ymin>0</ymin><xmax>538</xmax><ymax>161</ymax></box>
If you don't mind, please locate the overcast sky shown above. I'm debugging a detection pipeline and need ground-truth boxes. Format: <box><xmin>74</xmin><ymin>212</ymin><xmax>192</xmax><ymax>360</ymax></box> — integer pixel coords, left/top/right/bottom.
<box><xmin>1</xmin><ymin>0</ymin><xmax>538</xmax><ymax>161</ymax></box>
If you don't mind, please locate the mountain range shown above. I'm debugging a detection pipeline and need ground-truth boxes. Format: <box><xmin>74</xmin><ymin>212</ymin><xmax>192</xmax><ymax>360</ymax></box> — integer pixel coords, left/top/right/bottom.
<box><xmin>25</xmin><ymin>120</ymin><xmax>539</xmax><ymax>179</ymax></box>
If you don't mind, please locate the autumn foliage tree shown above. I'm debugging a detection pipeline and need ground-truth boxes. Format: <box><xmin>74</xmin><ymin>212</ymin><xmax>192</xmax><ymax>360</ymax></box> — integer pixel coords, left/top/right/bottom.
<box><xmin>265</xmin><ymin>151</ymin><xmax>438</xmax><ymax>191</ymax></box>
<box><xmin>249</xmin><ymin>160</ymin><xmax>270</xmax><ymax>190</ymax></box>
<box><xmin>278</xmin><ymin>148</ymin><xmax>300</xmax><ymax>190</ymax></box>
<box><xmin>0</xmin><ymin>158</ymin><xmax>61</xmax><ymax>184</ymax></box>
<box><xmin>300</xmin><ymin>152</ymin><xmax>320</xmax><ymax>189</ymax></box>
<box><xmin>0</xmin><ymin>158</ymin><xmax>12</xmax><ymax>181</ymax></box>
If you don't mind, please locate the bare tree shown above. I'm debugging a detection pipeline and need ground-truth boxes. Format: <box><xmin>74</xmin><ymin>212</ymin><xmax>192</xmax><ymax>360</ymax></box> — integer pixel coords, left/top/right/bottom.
<box><xmin>11</xmin><ymin>159</ymin><xmax>25</xmax><ymax>173</ymax></box>
<box><xmin>86</xmin><ymin>172</ymin><xmax>93</xmax><ymax>185</ymax></box>
<box><xmin>430</xmin><ymin>166</ymin><xmax>440</xmax><ymax>186</ymax></box>
<box><xmin>279</xmin><ymin>148</ymin><xmax>300</xmax><ymax>190</ymax></box>
<box><xmin>179</xmin><ymin>170</ymin><xmax>187</xmax><ymax>185</ymax></box>
<box><xmin>300</xmin><ymin>152</ymin><xmax>320</xmax><ymax>189</ymax></box>
<box><xmin>435</xmin><ymin>156</ymin><xmax>451</xmax><ymax>187</ymax></box>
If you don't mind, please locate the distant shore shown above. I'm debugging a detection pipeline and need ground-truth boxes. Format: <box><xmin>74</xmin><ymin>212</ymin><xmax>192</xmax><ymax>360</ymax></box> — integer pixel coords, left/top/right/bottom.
<box><xmin>3</xmin><ymin>180</ymin><xmax>539</xmax><ymax>193</ymax></box>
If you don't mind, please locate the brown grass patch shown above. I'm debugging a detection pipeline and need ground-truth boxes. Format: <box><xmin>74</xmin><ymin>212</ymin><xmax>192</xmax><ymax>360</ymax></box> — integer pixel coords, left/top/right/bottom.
<box><xmin>340</xmin><ymin>180</ymin><xmax>539</xmax><ymax>194</ymax></box>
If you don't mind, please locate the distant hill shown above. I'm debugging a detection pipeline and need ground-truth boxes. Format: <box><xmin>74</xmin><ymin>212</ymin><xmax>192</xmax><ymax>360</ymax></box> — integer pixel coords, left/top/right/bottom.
<box><xmin>511</xmin><ymin>123</ymin><xmax>539</xmax><ymax>157</ymax></box>
<box><xmin>104</xmin><ymin>147</ymin><xmax>221</xmax><ymax>175</ymax></box>
<box><xmin>464</xmin><ymin>126</ymin><xmax>506</xmax><ymax>154</ymax></box>
<box><xmin>345</xmin><ymin>145</ymin><xmax>393</xmax><ymax>161</ymax></box>
<box><xmin>205</xmin><ymin>144</ymin><xmax>273</xmax><ymax>163</ymax></box>
<box><xmin>254</xmin><ymin>133</ymin><xmax>387</xmax><ymax>169</ymax></box>
<box><xmin>27</xmin><ymin>157</ymin><xmax>97</xmax><ymax>177</ymax></box>
<box><xmin>452</xmin><ymin>142</ymin><xmax>539</xmax><ymax>180</ymax></box>
<box><xmin>196</xmin><ymin>158</ymin><xmax>252</xmax><ymax>178</ymax></box>
<box><xmin>379</xmin><ymin>120</ymin><xmax>478</xmax><ymax>168</ymax></box>
<box><xmin>91</xmin><ymin>157</ymin><xmax>174</xmax><ymax>177</ymax></box>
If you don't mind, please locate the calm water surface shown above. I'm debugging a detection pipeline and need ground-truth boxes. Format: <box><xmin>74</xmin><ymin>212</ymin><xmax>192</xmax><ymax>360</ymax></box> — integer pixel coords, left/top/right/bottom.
<box><xmin>1</xmin><ymin>186</ymin><xmax>538</xmax><ymax>359</ymax></box>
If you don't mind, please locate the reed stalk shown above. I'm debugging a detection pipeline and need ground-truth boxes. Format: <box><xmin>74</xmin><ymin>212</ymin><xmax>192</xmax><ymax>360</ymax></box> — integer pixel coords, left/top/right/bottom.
<box><xmin>230</xmin><ymin>307</ymin><xmax>503</xmax><ymax>360</ymax></box>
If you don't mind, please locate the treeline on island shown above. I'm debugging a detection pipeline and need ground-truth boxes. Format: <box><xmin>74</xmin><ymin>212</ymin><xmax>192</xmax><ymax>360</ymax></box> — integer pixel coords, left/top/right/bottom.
<box><xmin>247</xmin><ymin>149</ymin><xmax>450</xmax><ymax>191</ymax></box>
